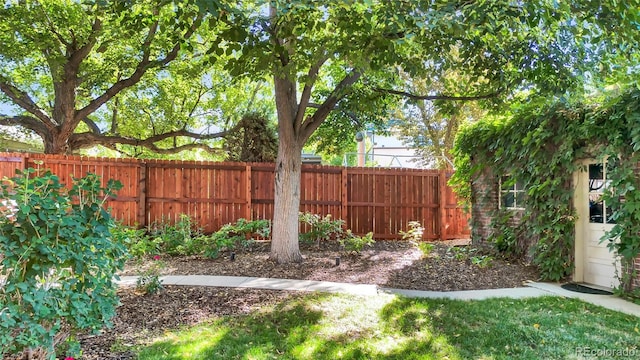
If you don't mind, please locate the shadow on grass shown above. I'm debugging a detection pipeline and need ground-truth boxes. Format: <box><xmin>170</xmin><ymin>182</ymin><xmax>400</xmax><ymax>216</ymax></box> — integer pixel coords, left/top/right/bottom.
<box><xmin>136</xmin><ymin>292</ymin><xmax>464</xmax><ymax>360</ymax></box>
<box><xmin>136</xmin><ymin>294</ymin><xmax>640</xmax><ymax>360</ymax></box>
<box><xmin>380</xmin><ymin>296</ymin><xmax>640</xmax><ymax>360</ymax></box>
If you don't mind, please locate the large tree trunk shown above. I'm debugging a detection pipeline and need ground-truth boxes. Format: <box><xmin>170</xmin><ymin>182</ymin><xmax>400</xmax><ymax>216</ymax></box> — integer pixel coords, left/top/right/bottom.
<box><xmin>42</xmin><ymin>128</ymin><xmax>76</xmax><ymax>154</ymax></box>
<box><xmin>43</xmin><ymin>129</ymin><xmax>73</xmax><ymax>154</ymax></box>
<box><xmin>270</xmin><ymin>126</ymin><xmax>304</xmax><ymax>263</ymax></box>
<box><xmin>267</xmin><ymin>9</ymin><xmax>360</xmax><ymax>262</ymax></box>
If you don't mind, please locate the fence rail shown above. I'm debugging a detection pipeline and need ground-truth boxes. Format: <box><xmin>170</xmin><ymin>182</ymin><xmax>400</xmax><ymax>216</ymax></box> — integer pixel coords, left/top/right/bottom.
<box><xmin>0</xmin><ymin>153</ymin><xmax>470</xmax><ymax>240</ymax></box>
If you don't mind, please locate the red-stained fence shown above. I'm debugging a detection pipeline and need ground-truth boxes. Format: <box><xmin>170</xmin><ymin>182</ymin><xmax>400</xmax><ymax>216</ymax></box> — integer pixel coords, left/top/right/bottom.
<box><xmin>0</xmin><ymin>153</ymin><xmax>470</xmax><ymax>240</ymax></box>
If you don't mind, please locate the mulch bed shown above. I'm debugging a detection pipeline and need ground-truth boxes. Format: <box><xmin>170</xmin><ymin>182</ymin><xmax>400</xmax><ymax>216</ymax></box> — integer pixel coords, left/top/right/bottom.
<box><xmin>121</xmin><ymin>240</ymin><xmax>539</xmax><ymax>291</ymax></box>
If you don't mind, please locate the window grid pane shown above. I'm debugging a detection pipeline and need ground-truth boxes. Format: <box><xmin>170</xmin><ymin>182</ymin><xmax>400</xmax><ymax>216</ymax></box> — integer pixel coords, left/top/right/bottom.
<box><xmin>500</xmin><ymin>175</ymin><xmax>524</xmax><ymax>210</ymax></box>
<box><xmin>588</xmin><ymin>162</ymin><xmax>616</xmax><ymax>224</ymax></box>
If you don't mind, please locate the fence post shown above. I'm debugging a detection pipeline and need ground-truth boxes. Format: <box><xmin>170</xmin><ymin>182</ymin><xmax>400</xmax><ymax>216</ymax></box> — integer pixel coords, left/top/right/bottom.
<box><xmin>438</xmin><ymin>169</ymin><xmax>447</xmax><ymax>241</ymax></box>
<box><xmin>245</xmin><ymin>164</ymin><xmax>252</xmax><ymax>220</ymax></box>
<box><xmin>341</xmin><ymin>168</ymin><xmax>348</xmax><ymax>222</ymax></box>
<box><xmin>21</xmin><ymin>153</ymin><xmax>28</xmax><ymax>171</ymax></box>
<box><xmin>138</xmin><ymin>162</ymin><xmax>147</xmax><ymax>228</ymax></box>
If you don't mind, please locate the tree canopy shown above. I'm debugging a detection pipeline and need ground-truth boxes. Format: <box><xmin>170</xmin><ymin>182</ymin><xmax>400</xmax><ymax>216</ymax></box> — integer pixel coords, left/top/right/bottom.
<box><xmin>392</xmin><ymin>70</ymin><xmax>486</xmax><ymax>169</ymax></box>
<box><xmin>0</xmin><ymin>0</ymin><xmax>256</xmax><ymax>156</ymax></box>
<box><xmin>202</xmin><ymin>0</ymin><xmax>640</xmax><ymax>262</ymax></box>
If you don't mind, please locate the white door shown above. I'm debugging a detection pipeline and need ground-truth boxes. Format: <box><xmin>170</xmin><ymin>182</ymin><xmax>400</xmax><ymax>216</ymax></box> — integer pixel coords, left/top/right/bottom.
<box><xmin>579</xmin><ymin>162</ymin><xmax>620</xmax><ymax>289</ymax></box>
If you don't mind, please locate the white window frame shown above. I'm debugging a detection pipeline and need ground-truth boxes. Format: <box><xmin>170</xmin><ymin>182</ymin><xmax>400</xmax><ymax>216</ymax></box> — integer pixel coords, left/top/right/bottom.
<box><xmin>499</xmin><ymin>175</ymin><xmax>525</xmax><ymax>210</ymax></box>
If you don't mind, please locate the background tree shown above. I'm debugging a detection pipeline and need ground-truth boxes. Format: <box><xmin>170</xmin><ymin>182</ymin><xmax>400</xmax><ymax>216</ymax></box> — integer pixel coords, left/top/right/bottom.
<box><xmin>87</xmin><ymin>57</ymin><xmax>276</xmax><ymax>160</ymax></box>
<box><xmin>305</xmin><ymin>82</ymin><xmax>399</xmax><ymax>162</ymax></box>
<box><xmin>206</xmin><ymin>0</ymin><xmax>638</xmax><ymax>263</ymax></box>
<box><xmin>0</xmin><ymin>0</ymin><xmax>233</xmax><ymax>155</ymax></box>
<box><xmin>394</xmin><ymin>70</ymin><xmax>486</xmax><ymax>169</ymax></box>
<box><xmin>224</xmin><ymin>113</ymin><xmax>278</xmax><ymax>162</ymax></box>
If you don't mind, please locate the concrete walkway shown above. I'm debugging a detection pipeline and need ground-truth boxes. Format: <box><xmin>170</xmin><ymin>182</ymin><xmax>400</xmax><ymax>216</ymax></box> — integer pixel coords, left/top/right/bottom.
<box><xmin>116</xmin><ymin>275</ymin><xmax>640</xmax><ymax>317</ymax></box>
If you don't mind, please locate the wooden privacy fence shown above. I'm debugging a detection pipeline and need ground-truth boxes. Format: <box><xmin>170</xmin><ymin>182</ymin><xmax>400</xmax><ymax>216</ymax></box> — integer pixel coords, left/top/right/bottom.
<box><xmin>0</xmin><ymin>153</ymin><xmax>470</xmax><ymax>240</ymax></box>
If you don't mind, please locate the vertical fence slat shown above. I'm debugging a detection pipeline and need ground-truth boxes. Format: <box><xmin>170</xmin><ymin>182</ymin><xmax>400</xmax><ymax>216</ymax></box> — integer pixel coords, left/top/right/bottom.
<box><xmin>245</xmin><ymin>165</ymin><xmax>252</xmax><ymax>220</ymax></box>
<box><xmin>138</xmin><ymin>163</ymin><xmax>147</xmax><ymax>227</ymax></box>
<box><xmin>438</xmin><ymin>169</ymin><xmax>447</xmax><ymax>240</ymax></box>
<box><xmin>341</xmin><ymin>169</ymin><xmax>348</xmax><ymax>222</ymax></box>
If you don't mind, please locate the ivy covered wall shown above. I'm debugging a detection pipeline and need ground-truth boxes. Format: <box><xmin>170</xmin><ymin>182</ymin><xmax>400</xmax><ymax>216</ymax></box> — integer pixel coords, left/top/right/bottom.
<box><xmin>451</xmin><ymin>89</ymin><xmax>640</xmax><ymax>295</ymax></box>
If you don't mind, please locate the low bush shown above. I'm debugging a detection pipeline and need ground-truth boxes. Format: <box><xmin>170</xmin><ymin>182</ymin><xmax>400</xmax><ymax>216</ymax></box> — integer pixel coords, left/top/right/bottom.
<box><xmin>399</xmin><ymin>221</ymin><xmax>424</xmax><ymax>242</ymax></box>
<box><xmin>417</xmin><ymin>242</ymin><xmax>435</xmax><ymax>257</ymax></box>
<box><xmin>112</xmin><ymin>222</ymin><xmax>158</xmax><ymax>258</ymax></box>
<box><xmin>299</xmin><ymin>212</ymin><xmax>345</xmax><ymax>245</ymax></box>
<box><xmin>446</xmin><ymin>246</ymin><xmax>494</xmax><ymax>268</ymax></box>
<box><xmin>470</xmin><ymin>255</ymin><xmax>494</xmax><ymax>268</ymax></box>
<box><xmin>203</xmin><ymin>218</ymin><xmax>271</xmax><ymax>259</ymax></box>
<box><xmin>135</xmin><ymin>256</ymin><xmax>165</xmax><ymax>295</ymax></box>
<box><xmin>119</xmin><ymin>216</ymin><xmax>271</xmax><ymax>260</ymax></box>
<box><xmin>340</xmin><ymin>231</ymin><xmax>375</xmax><ymax>255</ymax></box>
<box><xmin>449</xmin><ymin>246</ymin><xmax>472</xmax><ymax>261</ymax></box>
<box><xmin>148</xmin><ymin>214</ymin><xmax>204</xmax><ymax>256</ymax></box>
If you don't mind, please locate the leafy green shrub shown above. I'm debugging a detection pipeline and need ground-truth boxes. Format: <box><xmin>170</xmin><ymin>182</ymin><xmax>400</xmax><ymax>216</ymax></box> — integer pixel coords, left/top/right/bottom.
<box><xmin>340</xmin><ymin>231</ymin><xmax>375</xmax><ymax>254</ymax></box>
<box><xmin>142</xmin><ymin>216</ymin><xmax>270</xmax><ymax>259</ymax></box>
<box><xmin>0</xmin><ymin>169</ymin><xmax>127</xmax><ymax>359</ymax></box>
<box><xmin>447</xmin><ymin>246</ymin><xmax>484</xmax><ymax>261</ymax></box>
<box><xmin>470</xmin><ymin>255</ymin><xmax>494</xmax><ymax>268</ymax></box>
<box><xmin>417</xmin><ymin>242</ymin><xmax>435</xmax><ymax>257</ymax></box>
<box><xmin>299</xmin><ymin>212</ymin><xmax>345</xmax><ymax>245</ymax></box>
<box><xmin>149</xmin><ymin>214</ymin><xmax>204</xmax><ymax>256</ymax></box>
<box><xmin>112</xmin><ymin>222</ymin><xmax>159</xmax><ymax>258</ymax></box>
<box><xmin>399</xmin><ymin>221</ymin><xmax>424</xmax><ymax>242</ymax></box>
<box><xmin>488</xmin><ymin>209</ymin><xmax>521</xmax><ymax>257</ymax></box>
<box><xmin>203</xmin><ymin>218</ymin><xmax>271</xmax><ymax>258</ymax></box>
<box><xmin>136</xmin><ymin>256</ymin><xmax>165</xmax><ymax>295</ymax></box>
<box><xmin>448</xmin><ymin>246</ymin><xmax>470</xmax><ymax>261</ymax></box>
<box><xmin>446</xmin><ymin>246</ymin><xmax>494</xmax><ymax>268</ymax></box>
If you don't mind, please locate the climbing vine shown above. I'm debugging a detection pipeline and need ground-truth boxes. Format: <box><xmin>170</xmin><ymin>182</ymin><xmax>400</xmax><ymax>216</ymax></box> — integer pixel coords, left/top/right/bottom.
<box><xmin>451</xmin><ymin>89</ymin><xmax>640</xmax><ymax>294</ymax></box>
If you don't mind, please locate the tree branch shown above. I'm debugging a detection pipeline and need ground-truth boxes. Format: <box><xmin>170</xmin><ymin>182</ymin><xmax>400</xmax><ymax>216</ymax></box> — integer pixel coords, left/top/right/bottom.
<box><xmin>75</xmin><ymin>12</ymin><xmax>203</xmax><ymax>121</ymax></box>
<box><xmin>144</xmin><ymin>127</ymin><xmax>237</xmax><ymax>142</ymax></box>
<box><xmin>187</xmin><ymin>86</ymin><xmax>204</xmax><ymax>119</ymax></box>
<box><xmin>0</xmin><ymin>81</ymin><xmax>56</xmax><ymax>129</ymax></box>
<box><xmin>244</xmin><ymin>82</ymin><xmax>263</xmax><ymax>114</ymax></box>
<box><xmin>307</xmin><ymin>102</ymin><xmax>362</xmax><ymax>126</ymax></box>
<box><xmin>295</xmin><ymin>54</ymin><xmax>329</xmax><ymax>133</ymax></box>
<box><xmin>373</xmin><ymin>87</ymin><xmax>501</xmax><ymax>101</ymax></box>
<box><xmin>0</xmin><ymin>115</ymin><xmax>50</xmax><ymax>139</ymax></box>
<box><xmin>45</xmin><ymin>19</ymin><xmax>72</xmax><ymax>48</ymax></box>
<box><xmin>68</xmin><ymin>18</ymin><xmax>102</xmax><ymax>67</ymax></box>
<box><xmin>81</xmin><ymin>117</ymin><xmax>101</xmax><ymax>134</ymax></box>
<box><xmin>68</xmin><ymin>131</ymin><xmax>228</xmax><ymax>154</ymax></box>
<box><xmin>300</xmin><ymin>69</ymin><xmax>363</xmax><ymax>141</ymax></box>
<box><xmin>68</xmin><ymin>122</ymin><xmax>240</xmax><ymax>149</ymax></box>
<box><xmin>269</xmin><ymin>5</ymin><xmax>290</xmax><ymax>67</ymax></box>
<box><xmin>51</xmin><ymin>18</ymin><xmax>103</xmax><ymax>136</ymax></box>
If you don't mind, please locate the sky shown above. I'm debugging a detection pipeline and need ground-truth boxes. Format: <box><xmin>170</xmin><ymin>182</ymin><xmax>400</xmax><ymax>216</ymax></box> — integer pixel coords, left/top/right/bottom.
<box><xmin>0</xmin><ymin>101</ymin><xmax>19</xmax><ymax>116</ymax></box>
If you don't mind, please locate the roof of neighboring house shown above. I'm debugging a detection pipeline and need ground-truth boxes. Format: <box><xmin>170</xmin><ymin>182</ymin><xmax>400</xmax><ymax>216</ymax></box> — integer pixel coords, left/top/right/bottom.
<box><xmin>0</xmin><ymin>138</ymin><xmax>43</xmax><ymax>153</ymax></box>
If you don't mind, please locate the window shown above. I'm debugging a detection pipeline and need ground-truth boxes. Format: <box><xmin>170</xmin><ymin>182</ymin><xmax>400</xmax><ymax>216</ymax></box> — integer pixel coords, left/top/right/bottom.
<box><xmin>588</xmin><ymin>162</ymin><xmax>616</xmax><ymax>224</ymax></box>
<box><xmin>500</xmin><ymin>176</ymin><xmax>525</xmax><ymax>210</ymax></box>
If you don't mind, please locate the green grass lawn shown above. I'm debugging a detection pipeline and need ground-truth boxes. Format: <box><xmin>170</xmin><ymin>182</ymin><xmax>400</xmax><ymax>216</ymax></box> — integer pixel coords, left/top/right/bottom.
<box><xmin>133</xmin><ymin>294</ymin><xmax>639</xmax><ymax>360</ymax></box>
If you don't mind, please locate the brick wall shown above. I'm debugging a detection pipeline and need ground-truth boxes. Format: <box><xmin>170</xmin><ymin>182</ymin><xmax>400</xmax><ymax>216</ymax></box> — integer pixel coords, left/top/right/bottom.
<box><xmin>469</xmin><ymin>165</ymin><xmax>533</xmax><ymax>258</ymax></box>
<box><xmin>470</xmin><ymin>165</ymin><xmax>498</xmax><ymax>244</ymax></box>
<box><xmin>634</xmin><ymin>256</ymin><xmax>640</xmax><ymax>290</ymax></box>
